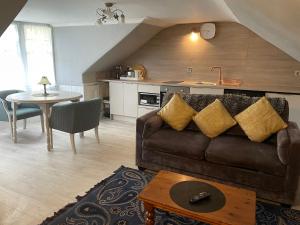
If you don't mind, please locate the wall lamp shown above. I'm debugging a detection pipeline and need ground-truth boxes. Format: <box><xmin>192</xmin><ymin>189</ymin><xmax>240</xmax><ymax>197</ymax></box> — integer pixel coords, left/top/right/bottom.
<box><xmin>190</xmin><ymin>28</ymin><xmax>200</xmax><ymax>42</ymax></box>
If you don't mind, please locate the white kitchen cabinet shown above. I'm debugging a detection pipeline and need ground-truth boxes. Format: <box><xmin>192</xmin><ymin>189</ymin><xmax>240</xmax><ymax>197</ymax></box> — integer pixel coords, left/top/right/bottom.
<box><xmin>109</xmin><ymin>82</ymin><xmax>124</xmax><ymax>116</ymax></box>
<box><xmin>124</xmin><ymin>83</ymin><xmax>138</xmax><ymax>117</ymax></box>
<box><xmin>109</xmin><ymin>82</ymin><xmax>138</xmax><ymax>118</ymax></box>
<box><xmin>190</xmin><ymin>87</ymin><xmax>224</xmax><ymax>95</ymax></box>
<box><xmin>138</xmin><ymin>84</ymin><xmax>160</xmax><ymax>94</ymax></box>
<box><xmin>266</xmin><ymin>92</ymin><xmax>300</xmax><ymax>126</ymax></box>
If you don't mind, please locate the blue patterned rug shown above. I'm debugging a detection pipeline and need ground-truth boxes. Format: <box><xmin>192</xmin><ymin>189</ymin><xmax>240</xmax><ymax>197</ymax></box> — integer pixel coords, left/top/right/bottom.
<box><xmin>40</xmin><ymin>166</ymin><xmax>300</xmax><ymax>225</ymax></box>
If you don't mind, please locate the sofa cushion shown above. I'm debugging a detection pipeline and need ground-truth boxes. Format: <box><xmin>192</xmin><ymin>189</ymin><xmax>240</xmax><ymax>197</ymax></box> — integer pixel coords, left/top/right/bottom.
<box><xmin>158</xmin><ymin>93</ymin><xmax>196</xmax><ymax>131</ymax></box>
<box><xmin>161</xmin><ymin>93</ymin><xmax>289</xmax><ymax>135</ymax></box>
<box><xmin>205</xmin><ymin>135</ymin><xmax>286</xmax><ymax>176</ymax></box>
<box><xmin>193</xmin><ymin>99</ymin><xmax>237</xmax><ymax>138</ymax></box>
<box><xmin>235</xmin><ymin>97</ymin><xmax>288</xmax><ymax>142</ymax></box>
<box><xmin>143</xmin><ymin>128</ymin><xmax>210</xmax><ymax>160</ymax></box>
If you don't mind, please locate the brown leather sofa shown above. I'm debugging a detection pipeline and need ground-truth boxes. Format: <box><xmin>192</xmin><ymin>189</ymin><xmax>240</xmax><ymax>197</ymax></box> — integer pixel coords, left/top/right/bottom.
<box><xmin>136</xmin><ymin>94</ymin><xmax>300</xmax><ymax>205</ymax></box>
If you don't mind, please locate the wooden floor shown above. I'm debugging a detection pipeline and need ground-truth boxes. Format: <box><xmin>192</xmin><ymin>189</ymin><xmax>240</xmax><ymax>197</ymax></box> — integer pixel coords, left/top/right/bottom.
<box><xmin>0</xmin><ymin>119</ymin><xmax>299</xmax><ymax>225</ymax></box>
<box><xmin>0</xmin><ymin>119</ymin><xmax>136</xmax><ymax>225</ymax></box>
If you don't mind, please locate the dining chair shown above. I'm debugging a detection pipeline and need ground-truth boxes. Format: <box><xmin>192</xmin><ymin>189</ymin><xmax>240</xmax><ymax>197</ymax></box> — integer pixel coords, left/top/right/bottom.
<box><xmin>0</xmin><ymin>90</ymin><xmax>44</xmax><ymax>139</ymax></box>
<box><xmin>49</xmin><ymin>98</ymin><xmax>101</xmax><ymax>153</ymax></box>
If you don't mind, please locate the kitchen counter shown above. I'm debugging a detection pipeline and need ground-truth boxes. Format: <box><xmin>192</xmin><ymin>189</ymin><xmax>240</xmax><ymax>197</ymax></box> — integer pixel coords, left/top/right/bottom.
<box><xmin>98</xmin><ymin>79</ymin><xmax>300</xmax><ymax>94</ymax></box>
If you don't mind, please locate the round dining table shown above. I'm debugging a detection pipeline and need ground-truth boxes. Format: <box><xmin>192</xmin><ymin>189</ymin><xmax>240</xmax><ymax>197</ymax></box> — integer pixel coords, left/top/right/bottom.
<box><xmin>6</xmin><ymin>91</ymin><xmax>82</xmax><ymax>151</ymax></box>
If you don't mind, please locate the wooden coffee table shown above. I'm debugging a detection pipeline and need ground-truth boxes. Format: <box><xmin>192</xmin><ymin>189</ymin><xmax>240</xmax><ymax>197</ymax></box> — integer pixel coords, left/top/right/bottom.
<box><xmin>138</xmin><ymin>170</ymin><xmax>256</xmax><ymax>225</ymax></box>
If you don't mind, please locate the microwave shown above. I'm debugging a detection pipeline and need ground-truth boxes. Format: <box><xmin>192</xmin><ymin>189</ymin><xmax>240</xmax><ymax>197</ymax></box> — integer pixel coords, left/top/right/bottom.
<box><xmin>138</xmin><ymin>92</ymin><xmax>160</xmax><ymax>107</ymax></box>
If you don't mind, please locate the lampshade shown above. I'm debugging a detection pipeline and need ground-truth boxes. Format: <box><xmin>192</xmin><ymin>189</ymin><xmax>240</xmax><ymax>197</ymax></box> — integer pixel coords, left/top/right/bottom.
<box><xmin>38</xmin><ymin>76</ymin><xmax>51</xmax><ymax>85</ymax></box>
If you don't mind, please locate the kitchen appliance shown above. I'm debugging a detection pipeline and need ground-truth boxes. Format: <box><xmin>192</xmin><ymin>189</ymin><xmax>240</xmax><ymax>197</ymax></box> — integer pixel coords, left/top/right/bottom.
<box><xmin>224</xmin><ymin>89</ymin><xmax>265</xmax><ymax>97</ymax></box>
<box><xmin>120</xmin><ymin>64</ymin><xmax>146</xmax><ymax>81</ymax></box>
<box><xmin>111</xmin><ymin>65</ymin><xmax>123</xmax><ymax>79</ymax></box>
<box><xmin>160</xmin><ymin>85</ymin><xmax>190</xmax><ymax>105</ymax></box>
<box><xmin>138</xmin><ymin>92</ymin><xmax>160</xmax><ymax>107</ymax></box>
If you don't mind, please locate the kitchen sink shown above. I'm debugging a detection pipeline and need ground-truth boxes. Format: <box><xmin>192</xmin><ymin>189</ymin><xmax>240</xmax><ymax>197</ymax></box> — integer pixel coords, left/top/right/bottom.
<box><xmin>221</xmin><ymin>79</ymin><xmax>242</xmax><ymax>87</ymax></box>
<box><xmin>162</xmin><ymin>80</ymin><xmax>184</xmax><ymax>84</ymax></box>
<box><xmin>195</xmin><ymin>81</ymin><xmax>217</xmax><ymax>86</ymax></box>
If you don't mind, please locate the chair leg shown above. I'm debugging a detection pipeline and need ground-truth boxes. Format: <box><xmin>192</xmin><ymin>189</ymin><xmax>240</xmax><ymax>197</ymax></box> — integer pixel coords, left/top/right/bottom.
<box><xmin>80</xmin><ymin>132</ymin><xmax>84</xmax><ymax>138</ymax></box>
<box><xmin>50</xmin><ymin>128</ymin><xmax>53</xmax><ymax>149</ymax></box>
<box><xmin>40</xmin><ymin>115</ymin><xmax>45</xmax><ymax>133</ymax></box>
<box><xmin>95</xmin><ymin>126</ymin><xmax>100</xmax><ymax>144</ymax></box>
<box><xmin>70</xmin><ymin>134</ymin><xmax>76</xmax><ymax>153</ymax></box>
<box><xmin>23</xmin><ymin>119</ymin><xmax>27</xmax><ymax>129</ymax></box>
<box><xmin>9</xmin><ymin>120</ymin><xmax>13</xmax><ymax>139</ymax></box>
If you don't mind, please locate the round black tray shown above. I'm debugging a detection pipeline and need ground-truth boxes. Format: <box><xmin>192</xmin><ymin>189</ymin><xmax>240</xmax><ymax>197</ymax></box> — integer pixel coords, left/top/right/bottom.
<box><xmin>169</xmin><ymin>181</ymin><xmax>226</xmax><ymax>213</ymax></box>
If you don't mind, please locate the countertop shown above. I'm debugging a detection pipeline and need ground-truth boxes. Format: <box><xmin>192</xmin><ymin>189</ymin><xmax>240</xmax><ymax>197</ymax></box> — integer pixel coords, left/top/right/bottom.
<box><xmin>98</xmin><ymin>79</ymin><xmax>300</xmax><ymax>95</ymax></box>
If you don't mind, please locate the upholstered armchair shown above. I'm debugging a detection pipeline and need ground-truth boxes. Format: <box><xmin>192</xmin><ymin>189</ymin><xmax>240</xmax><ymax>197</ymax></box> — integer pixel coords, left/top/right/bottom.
<box><xmin>49</xmin><ymin>98</ymin><xmax>101</xmax><ymax>153</ymax></box>
<box><xmin>0</xmin><ymin>90</ymin><xmax>44</xmax><ymax>139</ymax></box>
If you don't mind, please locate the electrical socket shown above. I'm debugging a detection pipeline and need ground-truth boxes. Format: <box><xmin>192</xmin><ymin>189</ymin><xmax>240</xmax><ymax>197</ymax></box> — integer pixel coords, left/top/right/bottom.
<box><xmin>294</xmin><ymin>70</ymin><xmax>300</xmax><ymax>77</ymax></box>
<box><xmin>187</xmin><ymin>67</ymin><xmax>193</xmax><ymax>73</ymax></box>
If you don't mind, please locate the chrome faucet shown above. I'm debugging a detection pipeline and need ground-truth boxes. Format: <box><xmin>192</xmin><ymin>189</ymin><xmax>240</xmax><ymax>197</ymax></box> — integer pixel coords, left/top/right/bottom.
<box><xmin>210</xmin><ymin>66</ymin><xmax>223</xmax><ymax>85</ymax></box>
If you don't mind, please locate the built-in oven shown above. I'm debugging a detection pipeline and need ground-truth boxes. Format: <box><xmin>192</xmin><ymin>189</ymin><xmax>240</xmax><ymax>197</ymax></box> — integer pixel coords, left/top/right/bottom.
<box><xmin>138</xmin><ymin>92</ymin><xmax>160</xmax><ymax>107</ymax></box>
<box><xmin>160</xmin><ymin>86</ymin><xmax>190</xmax><ymax>106</ymax></box>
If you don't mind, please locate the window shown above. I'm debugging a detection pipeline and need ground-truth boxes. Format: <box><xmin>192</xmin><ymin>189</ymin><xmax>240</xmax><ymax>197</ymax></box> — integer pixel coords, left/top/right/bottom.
<box><xmin>0</xmin><ymin>24</ymin><xmax>26</xmax><ymax>90</ymax></box>
<box><xmin>0</xmin><ymin>22</ymin><xmax>55</xmax><ymax>91</ymax></box>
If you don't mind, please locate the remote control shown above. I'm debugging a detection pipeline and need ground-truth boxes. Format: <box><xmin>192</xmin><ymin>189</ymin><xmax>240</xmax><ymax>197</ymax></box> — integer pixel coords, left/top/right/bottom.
<box><xmin>189</xmin><ymin>192</ymin><xmax>210</xmax><ymax>204</ymax></box>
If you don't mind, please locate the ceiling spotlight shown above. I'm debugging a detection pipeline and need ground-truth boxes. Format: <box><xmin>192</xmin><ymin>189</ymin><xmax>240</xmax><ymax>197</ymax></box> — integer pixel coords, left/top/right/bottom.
<box><xmin>96</xmin><ymin>2</ymin><xmax>126</xmax><ymax>25</ymax></box>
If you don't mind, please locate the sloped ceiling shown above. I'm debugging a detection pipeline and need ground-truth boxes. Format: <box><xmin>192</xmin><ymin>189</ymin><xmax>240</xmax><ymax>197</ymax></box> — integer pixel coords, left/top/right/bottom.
<box><xmin>16</xmin><ymin>0</ymin><xmax>237</xmax><ymax>26</ymax></box>
<box><xmin>15</xmin><ymin>0</ymin><xmax>300</xmax><ymax>62</ymax></box>
<box><xmin>0</xmin><ymin>0</ymin><xmax>27</xmax><ymax>36</ymax></box>
<box><xmin>224</xmin><ymin>0</ymin><xmax>300</xmax><ymax>62</ymax></box>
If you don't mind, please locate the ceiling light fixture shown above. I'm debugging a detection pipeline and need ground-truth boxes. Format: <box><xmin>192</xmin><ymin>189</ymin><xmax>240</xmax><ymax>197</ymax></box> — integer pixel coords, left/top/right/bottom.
<box><xmin>96</xmin><ymin>2</ymin><xmax>125</xmax><ymax>25</ymax></box>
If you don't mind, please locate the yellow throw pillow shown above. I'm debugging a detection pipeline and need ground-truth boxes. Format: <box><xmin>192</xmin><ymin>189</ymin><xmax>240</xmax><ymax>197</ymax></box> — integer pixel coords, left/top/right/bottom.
<box><xmin>235</xmin><ymin>97</ymin><xmax>288</xmax><ymax>142</ymax></box>
<box><xmin>193</xmin><ymin>99</ymin><xmax>237</xmax><ymax>138</ymax></box>
<box><xmin>158</xmin><ymin>93</ymin><xmax>196</xmax><ymax>131</ymax></box>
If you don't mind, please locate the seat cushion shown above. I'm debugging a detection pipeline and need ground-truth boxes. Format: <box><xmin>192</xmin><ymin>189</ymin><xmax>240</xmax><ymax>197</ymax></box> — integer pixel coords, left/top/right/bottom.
<box><xmin>205</xmin><ymin>135</ymin><xmax>286</xmax><ymax>176</ymax></box>
<box><xmin>143</xmin><ymin>128</ymin><xmax>210</xmax><ymax>160</ymax></box>
<box><xmin>9</xmin><ymin>108</ymin><xmax>42</xmax><ymax>120</ymax></box>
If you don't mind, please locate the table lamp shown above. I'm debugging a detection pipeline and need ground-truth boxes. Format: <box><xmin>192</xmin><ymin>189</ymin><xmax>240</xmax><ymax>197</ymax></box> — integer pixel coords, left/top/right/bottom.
<box><xmin>38</xmin><ymin>76</ymin><xmax>51</xmax><ymax>96</ymax></box>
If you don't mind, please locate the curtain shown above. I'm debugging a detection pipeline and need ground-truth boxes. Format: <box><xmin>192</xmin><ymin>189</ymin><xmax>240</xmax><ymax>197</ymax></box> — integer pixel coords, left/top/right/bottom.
<box><xmin>0</xmin><ymin>23</ymin><xmax>55</xmax><ymax>91</ymax></box>
<box><xmin>24</xmin><ymin>24</ymin><xmax>55</xmax><ymax>91</ymax></box>
<box><xmin>0</xmin><ymin>24</ymin><xmax>26</xmax><ymax>90</ymax></box>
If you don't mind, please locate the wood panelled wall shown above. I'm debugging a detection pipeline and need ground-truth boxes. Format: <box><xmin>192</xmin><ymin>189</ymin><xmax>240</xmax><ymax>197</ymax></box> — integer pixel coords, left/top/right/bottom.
<box><xmin>123</xmin><ymin>22</ymin><xmax>300</xmax><ymax>89</ymax></box>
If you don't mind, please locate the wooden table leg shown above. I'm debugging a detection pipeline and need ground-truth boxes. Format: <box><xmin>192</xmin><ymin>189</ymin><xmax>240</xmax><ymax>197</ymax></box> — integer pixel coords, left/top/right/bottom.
<box><xmin>144</xmin><ymin>202</ymin><xmax>155</xmax><ymax>225</ymax></box>
<box><xmin>40</xmin><ymin>104</ymin><xmax>51</xmax><ymax>151</ymax></box>
<box><xmin>12</xmin><ymin>102</ymin><xmax>17</xmax><ymax>143</ymax></box>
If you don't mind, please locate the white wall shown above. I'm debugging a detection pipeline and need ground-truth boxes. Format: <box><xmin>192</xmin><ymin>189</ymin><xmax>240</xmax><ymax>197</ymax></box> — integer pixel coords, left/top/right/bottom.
<box><xmin>53</xmin><ymin>24</ymin><xmax>138</xmax><ymax>86</ymax></box>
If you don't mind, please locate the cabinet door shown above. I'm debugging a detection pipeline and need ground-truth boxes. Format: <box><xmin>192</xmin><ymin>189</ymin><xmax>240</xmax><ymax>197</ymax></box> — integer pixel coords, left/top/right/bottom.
<box><xmin>109</xmin><ymin>82</ymin><xmax>124</xmax><ymax>115</ymax></box>
<box><xmin>190</xmin><ymin>87</ymin><xmax>224</xmax><ymax>95</ymax></box>
<box><xmin>266</xmin><ymin>93</ymin><xmax>300</xmax><ymax>126</ymax></box>
<box><xmin>124</xmin><ymin>83</ymin><xmax>138</xmax><ymax>117</ymax></box>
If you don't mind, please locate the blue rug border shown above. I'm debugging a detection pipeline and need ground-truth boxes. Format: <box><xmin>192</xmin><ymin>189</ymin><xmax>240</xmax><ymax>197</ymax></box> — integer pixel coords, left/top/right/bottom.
<box><xmin>39</xmin><ymin>165</ymin><xmax>127</xmax><ymax>225</ymax></box>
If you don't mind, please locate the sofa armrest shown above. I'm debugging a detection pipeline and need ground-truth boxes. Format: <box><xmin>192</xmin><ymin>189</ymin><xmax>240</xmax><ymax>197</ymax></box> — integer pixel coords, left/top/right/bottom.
<box><xmin>136</xmin><ymin>109</ymin><xmax>160</xmax><ymax>166</ymax></box>
<box><xmin>143</xmin><ymin>115</ymin><xmax>163</xmax><ymax>138</ymax></box>
<box><xmin>287</xmin><ymin>123</ymin><xmax>300</xmax><ymax>171</ymax></box>
<box><xmin>277</xmin><ymin>122</ymin><xmax>300</xmax><ymax>167</ymax></box>
<box><xmin>136</xmin><ymin>110</ymin><xmax>160</xmax><ymax>136</ymax></box>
